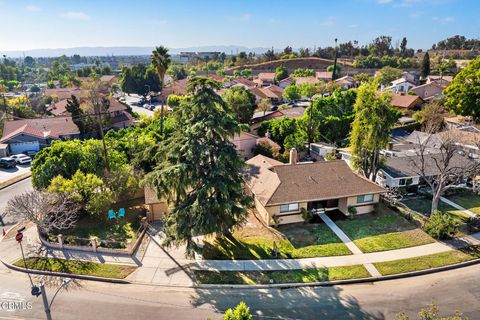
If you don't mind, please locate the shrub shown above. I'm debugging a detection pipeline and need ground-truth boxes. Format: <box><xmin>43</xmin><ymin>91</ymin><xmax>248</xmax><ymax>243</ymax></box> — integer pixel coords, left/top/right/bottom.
<box><xmin>348</xmin><ymin>206</ymin><xmax>357</xmax><ymax>216</ymax></box>
<box><xmin>301</xmin><ymin>208</ymin><xmax>312</xmax><ymax>223</ymax></box>
<box><xmin>223</xmin><ymin>302</ymin><xmax>253</xmax><ymax>320</ymax></box>
<box><xmin>423</xmin><ymin>210</ymin><xmax>459</xmax><ymax>239</ymax></box>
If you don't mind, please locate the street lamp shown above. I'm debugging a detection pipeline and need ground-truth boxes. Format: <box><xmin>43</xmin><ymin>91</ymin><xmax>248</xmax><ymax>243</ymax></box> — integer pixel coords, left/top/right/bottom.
<box><xmin>16</xmin><ymin>228</ymin><xmax>71</xmax><ymax>320</ymax></box>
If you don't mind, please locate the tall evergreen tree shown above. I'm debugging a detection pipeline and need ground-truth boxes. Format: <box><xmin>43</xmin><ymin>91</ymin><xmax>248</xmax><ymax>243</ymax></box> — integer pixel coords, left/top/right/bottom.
<box><xmin>65</xmin><ymin>95</ymin><xmax>94</xmax><ymax>139</ymax></box>
<box><xmin>151</xmin><ymin>46</ymin><xmax>171</xmax><ymax>136</ymax></box>
<box><xmin>148</xmin><ymin>77</ymin><xmax>252</xmax><ymax>256</ymax></box>
<box><xmin>350</xmin><ymin>81</ymin><xmax>400</xmax><ymax>180</ymax></box>
<box><xmin>421</xmin><ymin>52</ymin><xmax>431</xmax><ymax>78</ymax></box>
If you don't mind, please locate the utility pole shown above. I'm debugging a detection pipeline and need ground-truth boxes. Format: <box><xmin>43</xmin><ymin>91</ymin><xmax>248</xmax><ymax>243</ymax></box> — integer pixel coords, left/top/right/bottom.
<box><xmin>332</xmin><ymin>38</ymin><xmax>339</xmax><ymax>81</ymax></box>
<box><xmin>95</xmin><ymin>100</ymin><xmax>111</xmax><ymax>175</ymax></box>
<box><xmin>40</xmin><ymin>283</ymin><xmax>52</xmax><ymax>320</ymax></box>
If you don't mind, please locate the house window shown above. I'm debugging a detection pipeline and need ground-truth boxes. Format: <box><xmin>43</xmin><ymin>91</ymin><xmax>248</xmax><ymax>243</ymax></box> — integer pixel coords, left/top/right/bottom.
<box><xmin>280</xmin><ymin>203</ymin><xmax>299</xmax><ymax>213</ymax></box>
<box><xmin>398</xmin><ymin>178</ymin><xmax>413</xmax><ymax>186</ymax></box>
<box><xmin>357</xmin><ymin>194</ymin><xmax>374</xmax><ymax>204</ymax></box>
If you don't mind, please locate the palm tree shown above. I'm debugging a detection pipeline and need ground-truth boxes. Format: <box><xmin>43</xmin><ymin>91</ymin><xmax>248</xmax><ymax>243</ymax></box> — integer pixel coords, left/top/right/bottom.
<box><xmin>151</xmin><ymin>46</ymin><xmax>171</xmax><ymax>136</ymax></box>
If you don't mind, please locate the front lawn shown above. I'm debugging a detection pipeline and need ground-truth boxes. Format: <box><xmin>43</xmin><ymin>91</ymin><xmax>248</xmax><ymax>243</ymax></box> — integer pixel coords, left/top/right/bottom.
<box><xmin>202</xmin><ymin>223</ymin><xmax>352</xmax><ymax>260</ymax></box>
<box><xmin>334</xmin><ymin>205</ymin><xmax>434</xmax><ymax>253</ymax></box>
<box><xmin>374</xmin><ymin>250</ymin><xmax>475</xmax><ymax>276</ymax></box>
<box><xmin>194</xmin><ymin>265</ymin><xmax>370</xmax><ymax>284</ymax></box>
<box><xmin>402</xmin><ymin>196</ymin><xmax>470</xmax><ymax>222</ymax></box>
<box><xmin>50</xmin><ymin>200</ymin><xmax>146</xmax><ymax>249</ymax></box>
<box><xmin>14</xmin><ymin>257</ymin><xmax>136</xmax><ymax>279</ymax></box>
<box><xmin>447</xmin><ymin>190</ymin><xmax>480</xmax><ymax>215</ymax></box>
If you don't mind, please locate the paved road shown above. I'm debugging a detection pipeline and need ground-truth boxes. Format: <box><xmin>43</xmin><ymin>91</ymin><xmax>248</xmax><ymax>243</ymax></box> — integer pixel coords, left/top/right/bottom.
<box><xmin>1</xmin><ymin>179</ymin><xmax>480</xmax><ymax>319</ymax></box>
<box><xmin>123</xmin><ymin>94</ymin><xmax>154</xmax><ymax>117</ymax></box>
<box><xmin>1</xmin><ymin>262</ymin><xmax>480</xmax><ymax>319</ymax></box>
<box><xmin>0</xmin><ymin>164</ymin><xmax>30</xmax><ymax>186</ymax></box>
<box><xmin>0</xmin><ymin>178</ymin><xmax>32</xmax><ymax>227</ymax></box>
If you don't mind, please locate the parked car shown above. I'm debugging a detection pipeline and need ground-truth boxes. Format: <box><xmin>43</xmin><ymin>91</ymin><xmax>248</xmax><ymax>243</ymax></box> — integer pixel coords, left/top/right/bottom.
<box><xmin>24</xmin><ymin>150</ymin><xmax>37</xmax><ymax>158</ymax></box>
<box><xmin>10</xmin><ymin>154</ymin><xmax>32</xmax><ymax>164</ymax></box>
<box><xmin>0</xmin><ymin>157</ymin><xmax>17</xmax><ymax>169</ymax></box>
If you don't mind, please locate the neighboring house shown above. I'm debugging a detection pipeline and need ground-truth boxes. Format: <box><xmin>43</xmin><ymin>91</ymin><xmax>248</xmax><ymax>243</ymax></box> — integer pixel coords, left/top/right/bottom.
<box><xmin>444</xmin><ymin>115</ymin><xmax>474</xmax><ymax>130</ymax></box>
<box><xmin>334</xmin><ymin>76</ymin><xmax>355</xmax><ymax>89</ymax></box>
<box><xmin>231</xmin><ymin>131</ymin><xmax>259</xmax><ymax>159</ymax></box>
<box><xmin>294</xmin><ymin>77</ymin><xmax>319</xmax><ymax>86</ymax></box>
<box><xmin>248</xmin><ymin>85</ymin><xmax>284</xmax><ymax>104</ymax></box>
<box><xmin>411</xmin><ymin>82</ymin><xmax>445</xmax><ymax>101</ymax></box>
<box><xmin>0</xmin><ymin>117</ymin><xmax>80</xmax><ymax>154</ymax></box>
<box><xmin>47</xmin><ymin>97</ymin><xmax>133</xmax><ymax>129</ymax></box>
<box><xmin>278</xmin><ymin>106</ymin><xmax>306</xmax><ymax>119</ymax></box>
<box><xmin>158</xmin><ymin>78</ymin><xmax>189</xmax><ymax>100</ymax></box>
<box><xmin>278</xmin><ymin>77</ymin><xmax>293</xmax><ymax>89</ymax></box>
<box><xmin>245</xmin><ymin>151</ymin><xmax>385</xmax><ymax>225</ymax></box>
<box><xmin>144</xmin><ymin>186</ymin><xmax>168</xmax><ymax>221</ymax></box>
<box><xmin>437</xmin><ymin>127</ymin><xmax>480</xmax><ymax>157</ymax></box>
<box><xmin>389</xmin><ymin>94</ymin><xmax>423</xmax><ymax>113</ymax></box>
<box><xmin>426</xmin><ymin>75</ymin><xmax>453</xmax><ymax>87</ymax></box>
<box><xmin>376</xmin><ymin>153</ymin><xmax>476</xmax><ymax>192</ymax></box>
<box><xmin>384</xmin><ymin>78</ymin><xmax>416</xmax><ymax>94</ymax></box>
<box><xmin>232</xmin><ymin>77</ymin><xmax>257</xmax><ymax>88</ymax></box>
<box><xmin>402</xmin><ymin>71</ymin><xmax>420</xmax><ymax>85</ymax></box>
<box><xmin>44</xmin><ymin>87</ymin><xmax>83</xmax><ymax>100</ymax></box>
<box><xmin>315</xmin><ymin>71</ymin><xmax>333</xmax><ymax>82</ymax></box>
<box><xmin>255</xmin><ymin>73</ymin><xmax>276</xmax><ymax>87</ymax></box>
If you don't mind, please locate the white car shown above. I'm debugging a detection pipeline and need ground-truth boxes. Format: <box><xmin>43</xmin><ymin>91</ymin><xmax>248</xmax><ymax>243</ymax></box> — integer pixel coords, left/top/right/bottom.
<box><xmin>10</xmin><ymin>154</ymin><xmax>32</xmax><ymax>164</ymax></box>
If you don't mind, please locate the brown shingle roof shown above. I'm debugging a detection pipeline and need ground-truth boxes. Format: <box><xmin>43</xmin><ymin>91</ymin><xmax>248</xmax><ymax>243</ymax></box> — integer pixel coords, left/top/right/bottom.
<box><xmin>294</xmin><ymin>77</ymin><xmax>319</xmax><ymax>85</ymax></box>
<box><xmin>45</xmin><ymin>87</ymin><xmax>83</xmax><ymax>101</ymax></box>
<box><xmin>257</xmin><ymin>73</ymin><xmax>275</xmax><ymax>81</ymax></box>
<box><xmin>390</xmin><ymin>94</ymin><xmax>423</xmax><ymax>109</ymax></box>
<box><xmin>1</xmin><ymin>117</ymin><xmax>79</xmax><ymax>143</ymax></box>
<box><xmin>246</xmin><ymin>156</ymin><xmax>384</xmax><ymax>206</ymax></box>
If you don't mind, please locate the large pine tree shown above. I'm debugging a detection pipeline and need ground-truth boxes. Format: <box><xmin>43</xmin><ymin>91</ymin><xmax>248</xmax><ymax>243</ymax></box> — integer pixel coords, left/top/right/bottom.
<box><xmin>421</xmin><ymin>52</ymin><xmax>431</xmax><ymax>78</ymax></box>
<box><xmin>148</xmin><ymin>77</ymin><xmax>252</xmax><ymax>255</ymax></box>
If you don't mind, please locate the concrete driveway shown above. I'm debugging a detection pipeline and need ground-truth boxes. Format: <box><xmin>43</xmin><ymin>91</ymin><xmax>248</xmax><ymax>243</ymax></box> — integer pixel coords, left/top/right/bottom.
<box><xmin>122</xmin><ymin>94</ymin><xmax>155</xmax><ymax>116</ymax></box>
<box><xmin>0</xmin><ymin>164</ymin><xmax>31</xmax><ymax>185</ymax></box>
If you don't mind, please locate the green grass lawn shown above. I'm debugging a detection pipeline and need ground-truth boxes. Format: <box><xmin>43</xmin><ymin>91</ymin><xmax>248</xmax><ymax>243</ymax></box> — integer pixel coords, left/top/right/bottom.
<box><xmin>334</xmin><ymin>205</ymin><xmax>434</xmax><ymax>253</ymax></box>
<box><xmin>14</xmin><ymin>257</ymin><xmax>136</xmax><ymax>279</ymax></box>
<box><xmin>374</xmin><ymin>250</ymin><xmax>475</xmax><ymax>276</ymax></box>
<box><xmin>447</xmin><ymin>191</ymin><xmax>480</xmax><ymax>215</ymax></box>
<box><xmin>194</xmin><ymin>265</ymin><xmax>370</xmax><ymax>284</ymax></box>
<box><xmin>202</xmin><ymin>224</ymin><xmax>352</xmax><ymax>260</ymax></box>
<box><xmin>402</xmin><ymin>197</ymin><xmax>470</xmax><ymax>222</ymax></box>
<box><xmin>51</xmin><ymin>202</ymin><xmax>146</xmax><ymax>249</ymax></box>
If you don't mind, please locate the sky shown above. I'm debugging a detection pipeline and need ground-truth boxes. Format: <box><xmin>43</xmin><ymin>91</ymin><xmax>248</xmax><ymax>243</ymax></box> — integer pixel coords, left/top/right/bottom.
<box><xmin>0</xmin><ymin>0</ymin><xmax>478</xmax><ymax>52</ymax></box>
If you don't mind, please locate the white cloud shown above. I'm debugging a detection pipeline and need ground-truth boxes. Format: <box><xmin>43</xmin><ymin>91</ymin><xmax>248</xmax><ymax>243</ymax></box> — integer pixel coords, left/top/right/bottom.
<box><xmin>60</xmin><ymin>11</ymin><xmax>91</xmax><ymax>21</ymax></box>
<box><xmin>432</xmin><ymin>16</ymin><xmax>454</xmax><ymax>24</ymax></box>
<box><xmin>26</xmin><ymin>4</ymin><xmax>41</xmax><ymax>12</ymax></box>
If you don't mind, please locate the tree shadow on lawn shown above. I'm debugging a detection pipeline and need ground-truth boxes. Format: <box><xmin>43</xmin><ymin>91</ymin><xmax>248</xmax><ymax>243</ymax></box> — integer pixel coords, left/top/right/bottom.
<box><xmin>190</xmin><ymin>285</ymin><xmax>385</xmax><ymax>320</ymax></box>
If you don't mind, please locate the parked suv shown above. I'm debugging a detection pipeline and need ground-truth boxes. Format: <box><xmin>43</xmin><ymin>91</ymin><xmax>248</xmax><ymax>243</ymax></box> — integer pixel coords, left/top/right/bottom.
<box><xmin>10</xmin><ymin>154</ymin><xmax>32</xmax><ymax>164</ymax></box>
<box><xmin>0</xmin><ymin>157</ymin><xmax>17</xmax><ymax>168</ymax></box>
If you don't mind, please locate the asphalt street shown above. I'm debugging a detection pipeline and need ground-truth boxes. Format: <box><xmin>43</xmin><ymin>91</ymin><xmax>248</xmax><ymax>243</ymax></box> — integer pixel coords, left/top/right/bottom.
<box><xmin>1</xmin><ymin>180</ymin><xmax>480</xmax><ymax>320</ymax></box>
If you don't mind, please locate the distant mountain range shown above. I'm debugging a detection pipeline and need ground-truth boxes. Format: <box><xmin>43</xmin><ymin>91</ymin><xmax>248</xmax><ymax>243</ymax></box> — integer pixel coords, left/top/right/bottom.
<box><xmin>1</xmin><ymin>45</ymin><xmax>274</xmax><ymax>57</ymax></box>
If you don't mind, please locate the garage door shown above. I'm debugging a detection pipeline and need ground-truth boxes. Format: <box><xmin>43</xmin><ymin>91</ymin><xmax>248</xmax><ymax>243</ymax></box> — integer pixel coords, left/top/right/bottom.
<box><xmin>10</xmin><ymin>141</ymin><xmax>40</xmax><ymax>154</ymax></box>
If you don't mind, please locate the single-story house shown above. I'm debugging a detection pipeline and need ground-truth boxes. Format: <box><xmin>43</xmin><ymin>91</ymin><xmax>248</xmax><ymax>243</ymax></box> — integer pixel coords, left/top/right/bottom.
<box><xmin>426</xmin><ymin>75</ymin><xmax>453</xmax><ymax>87</ymax></box>
<box><xmin>334</xmin><ymin>76</ymin><xmax>355</xmax><ymax>89</ymax></box>
<box><xmin>315</xmin><ymin>71</ymin><xmax>333</xmax><ymax>82</ymax></box>
<box><xmin>411</xmin><ymin>82</ymin><xmax>444</xmax><ymax>101</ymax></box>
<box><xmin>384</xmin><ymin>78</ymin><xmax>416</xmax><ymax>94</ymax></box>
<box><xmin>294</xmin><ymin>77</ymin><xmax>319</xmax><ymax>86</ymax></box>
<box><xmin>245</xmin><ymin>150</ymin><xmax>385</xmax><ymax>225</ymax></box>
<box><xmin>44</xmin><ymin>87</ymin><xmax>83</xmax><ymax>101</ymax></box>
<box><xmin>278</xmin><ymin>106</ymin><xmax>306</xmax><ymax>119</ymax></box>
<box><xmin>389</xmin><ymin>94</ymin><xmax>423</xmax><ymax>113</ymax></box>
<box><xmin>232</xmin><ymin>77</ymin><xmax>258</xmax><ymax>88</ymax></box>
<box><xmin>444</xmin><ymin>115</ymin><xmax>474</xmax><ymax>130</ymax></box>
<box><xmin>255</xmin><ymin>73</ymin><xmax>276</xmax><ymax>87</ymax></box>
<box><xmin>376</xmin><ymin>153</ymin><xmax>477</xmax><ymax>192</ymax></box>
<box><xmin>278</xmin><ymin>77</ymin><xmax>294</xmax><ymax>89</ymax></box>
<box><xmin>0</xmin><ymin>117</ymin><xmax>80</xmax><ymax>154</ymax></box>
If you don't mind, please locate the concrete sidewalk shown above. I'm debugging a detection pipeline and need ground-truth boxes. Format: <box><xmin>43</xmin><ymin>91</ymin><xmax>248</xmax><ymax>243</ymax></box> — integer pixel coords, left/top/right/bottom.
<box><xmin>440</xmin><ymin>197</ymin><xmax>477</xmax><ymax>218</ymax></box>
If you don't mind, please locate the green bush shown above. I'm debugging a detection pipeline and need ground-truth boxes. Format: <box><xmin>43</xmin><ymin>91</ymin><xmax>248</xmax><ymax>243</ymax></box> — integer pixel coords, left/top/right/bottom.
<box><xmin>301</xmin><ymin>208</ymin><xmax>312</xmax><ymax>223</ymax></box>
<box><xmin>423</xmin><ymin>210</ymin><xmax>459</xmax><ymax>239</ymax></box>
<box><xmin>223</xmin><ymin>302</ymin><xmax>252</xmax><ymax>320</ymax></box>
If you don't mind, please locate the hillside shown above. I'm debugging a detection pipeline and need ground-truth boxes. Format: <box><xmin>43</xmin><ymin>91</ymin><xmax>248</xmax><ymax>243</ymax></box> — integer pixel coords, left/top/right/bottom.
<box><xmin>225</xmin><ymin>57</ymin><xmax>354</xmax><ymax>73</ymax></box>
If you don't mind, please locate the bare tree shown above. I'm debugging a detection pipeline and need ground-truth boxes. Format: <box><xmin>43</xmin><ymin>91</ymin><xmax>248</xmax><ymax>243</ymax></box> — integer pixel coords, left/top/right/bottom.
<box><xmin>411</xmin><ymin>129</ymin><xmax>480</xmax><ymax>214</ymax></box>
<box><xmin>5</xmin><ymin>191</ymin><xmax>78</xmax><ymax>234</ymax></box>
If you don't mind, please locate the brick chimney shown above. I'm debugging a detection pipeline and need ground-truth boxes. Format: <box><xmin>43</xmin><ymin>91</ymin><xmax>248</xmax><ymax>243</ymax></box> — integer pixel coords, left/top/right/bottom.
<box><xmin>289</xmin><ymin>148</ymin><xmax>297</xmax><ymax>165</ymax></box>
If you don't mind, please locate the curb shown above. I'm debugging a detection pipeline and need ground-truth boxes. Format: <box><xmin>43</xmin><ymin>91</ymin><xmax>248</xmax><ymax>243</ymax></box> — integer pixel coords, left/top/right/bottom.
<box><xmin>0</xmin><ymin>221</ymin><xmax>22</xmax><ymax>242</ymax></box>
<box><xmin>0</xmin><ymin>172</ymin><xmax>31</xmax><ymax>191</ymax></box>
<box><xmin>3</xmin><ymin>256</ymin><xmax>480</xmax><ymax>289</ymax></box>
<box><xmin>194</xmin><ymin>257</ymin><xmax>480</xmax><ymax>289</ymax></box>
<box><xmin>1</xmin><ymin>260</ymin><xmax>130</xmax><ymax>284</ymax></box>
